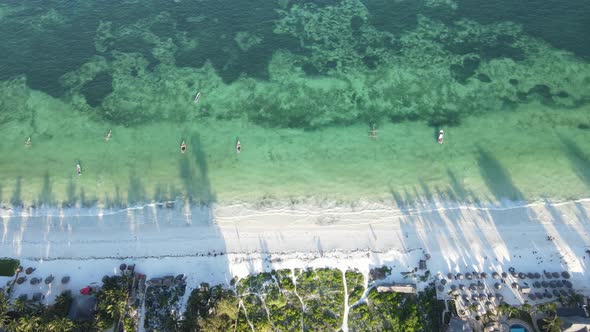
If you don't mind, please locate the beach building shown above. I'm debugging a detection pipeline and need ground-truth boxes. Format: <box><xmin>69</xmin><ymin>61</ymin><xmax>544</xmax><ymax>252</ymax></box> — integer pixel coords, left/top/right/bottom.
<box><xmin>447</xmin><ymin>317</ymin><xmax>472</xmax><ymax>331</ymax></box>
<box><xmin>376</xmin><ymin>283</ymin><xmax>417</xmax><ymax>294</ymax></box>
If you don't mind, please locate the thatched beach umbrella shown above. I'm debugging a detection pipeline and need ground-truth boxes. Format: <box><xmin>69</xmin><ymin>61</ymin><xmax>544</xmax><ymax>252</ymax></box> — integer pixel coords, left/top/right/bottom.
<box><xmin>459</xmin><ymin>284</ymin><xmax>466</xmax><ymax>291</ymax></box>
<box><xmin>564</xmin><ymin>280</ymin><xmax>573</xmax><ymax>288</ymax></box>
<box><xmin>451</xmin><ymin>285</ymin><xmax>458</xmax><ymax>291</ymax></box>
<box><xmin>555</xmin><ymin>280</ymin><xmax>563</xmax><ymax>288</ymax></box>
<box><xmin>501</xmin><ymin>272</ymin><xmax>508</xmax><ymax>278</ymax></box>
<box><xmin>545</xmin><ymin>271</ymin><xmax>552</xmax><ymax>278</ymax></box>
<box><xmin>45</xmin><ymin>275</ymin><xmax>54</xmax><ymax>284</ymax></box>
<box><xmin>457</xmin><ymin>273</ymin><xmax>463</xmax><ymax>280</ymax></box>
<box><xmin>448</xmin><ymin>273</ymin><xmax>454</xmax><ymax>280</ymax></box>
<box><xmin>61</xmin><ymin>276</ymin><xmax>70</xmax><ymax>284</ymax></box>
<box><xmin>494</xmin><ymin>283</ymin><xmax>502</xmax><ymax>290</ymax></box>
<box><xmin>552</xmin><ymin>289</ymin><xmax>560</xmax><ymax>297</ymax></box>
<box><xmin>542</xmin><ymin>281</ymin><xmax>549</xmax><ymax>288</ymax></box>
<box><xmin>488</xmin><ymin>293</ymin><xmax>495</xmax><ymax>300</ymax></box>
<box><xmin>552</xmin><ymin>272</ymin><xmax>560</xmax><ymax>278</ymax></box>
<box><xmin>480</xmin><ymin>272</ymin><xmax>487</xmax><ymax>279</ymax></box>
<box><xmin>559</xmin><ymin>289</ymin><xmax>568</xmax><ymax>296</ymax></box>
<box><xmin>511</xmin><ymin>271</ymin><xmax>518</xmax><ymax>278</ymax></box>
<box><xmin>536</xmin><ymin>292</ymin><xmax>544</xmax><ymax>299</ymax></box>
<box><xmin>462</xmin><ymin>294</ymin><xmax>469</xmax><ymax>302</ymax></box>
<box><xmin>30</xmin><ymin>277</ymin><xmax>40</xmax><ymax>285</ymax></box>
<box><xmin>477</xmin><ymin>282</ymin><xmax>485</xmax><ymax>290</ymax></box>
<box><xmin>485</xmin><ymin>301</ymin><xmax>493</xmax><ymax>308</ymax></box>
<box><xmin>470</xmin><ymin>283</ymin><xmax>477</xmax><ymax>290</ymax></box>
<box><xmin>492</xmin><ymin>272</ymin><xmax>500</xmax><ymax>279</ymax></box>
<box><xmin>544</xmin><ymin>292</ymin><xmax>553</xmax><ymax>299</ymax></box>
<box><xmin>511</xmin><ymin>282</ymin><xmax>519</xmax><ymax>289</ymax></box>
<box><xmin>32</xmin><ymin>293</ymin><xmax>42</xmax><ymax>301</ymax></box>
<box><xmin>561</xmin><ymin>271</ymin><xmax>570</xmax><ymax>279</ymax></box>
<box><xmin>466</xmin><ymin>272</ymin><xmax>473</xmax><ymax>280</ymax></box>
<box><xmin>549</xmin><ymin>281</ymin><xmax>557</xmax><ymax>288</ymax></box>
<box><xmin>472</xmin><ymin>294</ymin><xmax>479</xmax><ymax>301</ymax></box>
<box><xmin>437</xmin><ymin>285</ymin><xmax>444</xmax><ymax>292</ymax></box>
<box><xmin>25</xmin><ymin>267</ymin><xmax>35</xmax><ymax>275</ymax></box>
<box><xmin>528</xmin><ymin>293</ymin><xmax>537</xmax><ymax>300</ymax></box>
<box><xmin>533</xmin><ymin>281</ymin><xmax>541</xmax><ymax>288</ymax></box>
<box><xmin>441</xmin><ymin>279</ymin><xmax>447</xmax><ymax>285</ymax></box>
<box><xmin>495</xmin><ymin>293</ymin><xmax>503</xmax><ymax>301</ymax></box>
<box><xmin>16</xmin><ymin>277</ymin><xmax>26</xmax><ymax>284</ymax></box>
<box><xmin>479</xmin><ymin>293</ymin><xmax>486</xmax><ymax>301</ymax></box>
<box><xmin>518</xmin><ymin>272</ymin><xmax>526</xmax><ymax>279</ymax></box>
<box><xmin>534</xmin><ymin>272</ymin><xmax>541</xmax><ymax>278</ymax></box>
<box><xmin>527</xmin><ymin>272</ymin><xmax>535</xmax><ymax>279</ymax></box>
<box><xmin>119</xmin><ymin>263</ymin><xmax>127</xmax><ymax>271</ymax></box>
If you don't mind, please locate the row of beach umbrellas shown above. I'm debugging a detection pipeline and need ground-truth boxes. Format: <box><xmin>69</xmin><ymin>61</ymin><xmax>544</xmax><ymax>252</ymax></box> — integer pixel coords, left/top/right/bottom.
<box><xmin>445</xmin><ymin>270</ymin><xmax>570</xmax><ymax>281</ymax></box>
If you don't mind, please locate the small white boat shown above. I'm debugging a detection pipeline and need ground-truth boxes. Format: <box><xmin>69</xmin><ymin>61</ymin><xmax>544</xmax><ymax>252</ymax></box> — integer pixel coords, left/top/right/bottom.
<box><xmin>194</xmin><ymin>92</ymin><xmax>201</xmax><ymax>103</ymax></box>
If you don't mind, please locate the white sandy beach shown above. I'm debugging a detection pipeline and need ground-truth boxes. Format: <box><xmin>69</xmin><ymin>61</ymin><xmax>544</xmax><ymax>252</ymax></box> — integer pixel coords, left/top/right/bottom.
<box><xmin>1</xmin><ymin>198</ymin><xmax>589</xmax><ymax>311</ymax></box>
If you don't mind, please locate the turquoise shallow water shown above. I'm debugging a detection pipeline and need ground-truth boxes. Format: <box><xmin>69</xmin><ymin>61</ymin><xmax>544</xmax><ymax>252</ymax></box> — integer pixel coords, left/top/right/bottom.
<box><xmin>0</xmin><ymin>0</ymin><xmax>589</xmax><ymax>207</ymax></box>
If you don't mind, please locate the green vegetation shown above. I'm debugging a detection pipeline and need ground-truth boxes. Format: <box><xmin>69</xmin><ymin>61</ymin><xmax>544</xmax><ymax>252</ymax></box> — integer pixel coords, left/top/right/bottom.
<box><xmin>537</xmin><ymin>302</ymin><xmax>563</xmax><ymax>332</ymax></box>
<box><xmin>0</xmin><ymin>272</ymin><xmax>138</xmax><ymax>332</ymax></box>
<box><xmin>348</xmin><ymin>288</ymin><xmax>423</xmax><ymax>331</ymax></box>
<box><xmin>0</xmin><ymin>290</ymin><xmax>77</xmax><ymax>332</ymax></box>
<box><xmin>346</xmin><ymin>269</ymin><xmax>364</xmax><ymax>304</ymax></box>
<box><xmin>181</xmin><ymin>267</ymin><xmax>440</xmax><ymax>332</ymax></box>
<box><xmin>144</xmin><ymin>278</ymin><xmax>186</xmax><ymax>331</ymax></box>
<box><xmin>181</xmin><ymin>283</ymin><xmax>239</xmax><ymax>332</ymax></box>
<box><xmin>0</xmin><ymin>259</ymin><xmax>19</xmax><ymax>277</ymax></box>
<box><xmin>94</xmin><ymin>275</ymin><xmax>136</xmax><ymax>331</ymax></box>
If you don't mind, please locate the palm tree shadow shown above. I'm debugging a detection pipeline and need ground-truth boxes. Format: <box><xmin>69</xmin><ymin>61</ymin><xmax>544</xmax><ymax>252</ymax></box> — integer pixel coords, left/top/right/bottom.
<box><xmin>178</xmin><ymin>132</ymin><xmax>216</xmax><ymax>205</ymax></box>
<box><xmin>128</xmin><ymin>170</ymin><xmax>146</xmax><ymax>205</ymax></box>
<box><xmin>10</xmin><ymin>176</ymin><xmax>22</xmax><ymax>208</ymax></box>
<box><xmin>558</xmin><ymin>135</ymin><xmax>590</xmax><ymax>188</ymax></box>
<box><xmin>475</xmin><ymin>147</ymin><xmax>524</xmax><ymax>202</ymax></box>
<box><xmin>64</xmin><ymin>178</ymin><xmax>76</xmax><ymax>208</ymax></box>
<box><xmin>37</xmin><ymin>171</ymin><xmax>53</xmax><ymax>207</ymax></box>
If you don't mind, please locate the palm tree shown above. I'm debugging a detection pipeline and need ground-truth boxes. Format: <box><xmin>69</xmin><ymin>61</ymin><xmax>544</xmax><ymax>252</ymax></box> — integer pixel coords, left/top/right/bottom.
<box><xmin>498</xmin><ymin>303</ymin><xmax>519</xmax><ymax>318</ymax></box>
<box><xmin>538</xmin><ymin>302</ymin><xmax>557</xmax><ymax>315</ymax></box>
<box><xmin>13</xmin><ymin>298</ymin><xmax>27</xmax><ymax>314</ymax></box>
<box><xmin>542</xmin><ymin>315</ymin><xmax>563</xmax><ymax>332</ymax></box>
<box><xmin>481</xmin><ymin>310</ymin><xmax>497</xmax><ymax>325</ymax></box>
<box><xmin>521</xmin><ymin>302</ymin><xmax>534</xmax><ymax>315</ymax></box>
<box><xmin>16</xmin><ymin>316</ymin><xmax>41</xmax><ymax>332</ymax></box>
<box><xmin>567</xmin><ymin>293</ymin><xmax>584</xmax><ymax>306</ymax></box>
<box><xmin>467</xmin><ymin>303</ymin><xmax>479</xmax><ymax>314</ymax></box>
<box><xmin>0</xmin><ymin>292</ymin><xmax>10</xmax><ymax>330</ymax></box>
<box><xmin>7</xmin><ymin>318</ymin><xmax>20</xmax><ymax>332</ymax></box>
<box><xmin>46</xmin><ymin>317</ymin><xmax>76</xmax><ymax>332</ymax></box>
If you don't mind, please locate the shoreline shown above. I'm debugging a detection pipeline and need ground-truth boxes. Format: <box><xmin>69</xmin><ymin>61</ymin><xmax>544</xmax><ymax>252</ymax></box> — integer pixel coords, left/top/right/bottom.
<box><xmin>2</xmin><ymin>195</ymin><xmax>590</xmax><ymax>219</ymax></box>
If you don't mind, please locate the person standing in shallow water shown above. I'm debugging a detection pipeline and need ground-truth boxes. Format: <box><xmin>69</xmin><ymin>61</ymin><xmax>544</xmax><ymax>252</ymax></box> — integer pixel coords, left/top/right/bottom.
<box><xmin>25</xmin><ymin>137</ymin><xmax>32</xmax><ymax>147</ymax></box>
<box><xmin>180</xmin><ymin>140</ymin><xmax>187</xmax><ymax>154</ymax></box>
<box><xmin>76</xmin><ymin>163</ymin><xmax>82</xmax><ymax>175</ymax></box>
<box><xmin>438</xmin><ymin>129</ymin><xmax>444</xmax><ymax>144</ymax></box>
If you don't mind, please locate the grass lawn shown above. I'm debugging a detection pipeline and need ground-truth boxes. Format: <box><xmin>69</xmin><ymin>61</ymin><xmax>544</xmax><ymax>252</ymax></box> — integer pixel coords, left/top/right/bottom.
<box><xmin>0</xmin><ymin>258</ymin><xmax>20</xmax><ymax>277</ymax></box>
